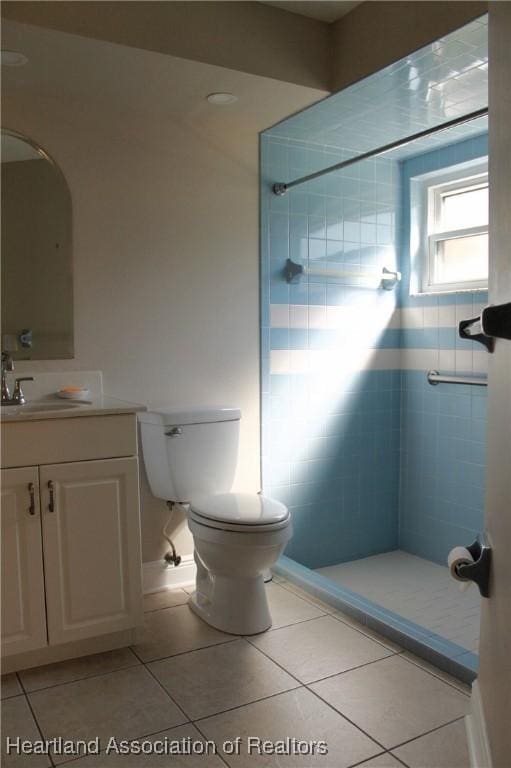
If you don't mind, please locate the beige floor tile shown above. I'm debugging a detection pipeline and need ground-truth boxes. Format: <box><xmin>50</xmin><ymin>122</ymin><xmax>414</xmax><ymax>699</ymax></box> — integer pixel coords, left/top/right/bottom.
<box><xmin>132</xmin><ymin>603</ymin><xmax>232</xmax><ymax>662</ymax></box>
<box><xmin>19</xmin><ymin>648</ymin><xmax>140</xmax><ymax>693</ymax></box>
<box><xmin>1</xmin><ymin>673</ymin><xmax>23</xmax><ymax>699</ymax></box>
<box><xmin>310</xmin><ymin>655</ymin><xmax>469</xmax><ymax>750</ymax></box>
<box><xmin>331</xmin><ymin>612</ymin><xmax>403</xmax><ymax>653</ymax></box>
<box><xmin>60</xmin><ymin>723</ymin><xmax>225</xmax><ymax>767</ymax></box>
<box><xmin>278</xmin><ymin>582</ymin><xmax>336</xmax><ymax>612</ymax></box>
<box><xmin>250</xmin><ymin>615</ymin><xmax>393</xmax><ymax>683</ymax></box>
<box><xmin>28</xmin><ymin>666</ymin><xmax>187</xmax><ymax>764</ymax></box>
<box><xmin>392</xmin><ymin>719</ymin><xmax>469</xmax><ymax>768</ymax></box>
<box><xmin>149</xmin><ymin>638</ymin><xmax>299</xmax><ymax>720</ymax></box>
<box><xmin>357</xmin><ymin>755</ymin><xmax>404</xmax><ymax>768</ymax></box>
<box><xmin>264</xmin><ymin>582</ymin><xmax>326</xmax><ymax>630</ymax></box>
<box><xmin>2</xmin><ymin>695</ymin><xmax>50</xmax><ymax>767</ymax></box>
<box><xmin>401</xmin><ymin>652</ymin><xmax>471</xmax><ymax>696</ymax></box>
<box><xmin>199</xmin><ymin>687</ymin><xmax>381</xmax><ymax>767</ymax></box>
<box><xmin>143</xmin><ymin>589</ymin><xmax>189</xmax><ymax>612</ymax></box>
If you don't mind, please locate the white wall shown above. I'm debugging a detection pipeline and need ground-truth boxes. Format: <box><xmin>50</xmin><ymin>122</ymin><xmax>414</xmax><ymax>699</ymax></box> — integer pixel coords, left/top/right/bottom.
<box><xmin>2</xmin><ymin>23</ymin><xmax>324</xmax><ymax>562</ymax></box>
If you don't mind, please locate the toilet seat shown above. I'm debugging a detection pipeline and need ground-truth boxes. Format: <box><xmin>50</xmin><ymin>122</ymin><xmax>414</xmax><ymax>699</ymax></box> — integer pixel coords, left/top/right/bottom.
<box><xmin>189</xmin><ymin>492</ymin><xmax>290</xmax><ymax>533</ymax></box>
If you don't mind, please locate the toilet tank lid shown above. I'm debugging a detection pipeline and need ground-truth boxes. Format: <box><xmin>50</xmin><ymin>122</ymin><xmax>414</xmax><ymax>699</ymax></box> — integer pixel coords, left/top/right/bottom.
<box><xmin>138</xmin><ymin>407</ymin><xmax>241</xmax><ymax>426</ymax></box>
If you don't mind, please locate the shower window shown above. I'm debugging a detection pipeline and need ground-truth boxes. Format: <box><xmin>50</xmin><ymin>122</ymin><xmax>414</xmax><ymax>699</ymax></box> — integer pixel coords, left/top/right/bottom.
<box><xmin>411</xmin><ymin>159</ymin><xmax>489</xmax><ymax>294</ymax></box>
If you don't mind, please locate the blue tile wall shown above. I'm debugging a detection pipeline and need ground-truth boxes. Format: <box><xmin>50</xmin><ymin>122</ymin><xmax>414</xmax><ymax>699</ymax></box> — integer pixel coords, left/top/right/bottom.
<box><xmin>398</xmin><ymin>135</ymin><xmax>488</xmax><ymax>563</ymax></box>
<box><xmin>261</xmin><ymin>134</ymin><xmax>402</xmax><ymax>569</ymax></box>
<box><xmin>399</xmin><ymin>370</ymin><xmax>486</xmax><ymax>564</ymax></box>
<box><xmin>261</xmin><ymin>130</ymin><xmax>488</xmax><ymax>570</ymax></box>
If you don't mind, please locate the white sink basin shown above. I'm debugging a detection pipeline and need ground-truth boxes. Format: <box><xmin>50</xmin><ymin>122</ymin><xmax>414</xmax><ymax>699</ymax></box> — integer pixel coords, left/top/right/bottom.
<box><xmin>1</xmin><ymin>401</ymin><xmax>84</xmax><ymax>417</ymax></box>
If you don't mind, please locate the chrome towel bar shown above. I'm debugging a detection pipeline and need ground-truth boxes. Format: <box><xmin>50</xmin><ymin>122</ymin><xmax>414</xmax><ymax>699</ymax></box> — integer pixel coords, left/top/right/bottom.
<box><xmin>427</xmin><ymin>370</ymin><xmax>488</xmax><ymax>387</ymax></box>
<box><xmin>285</xmin><ymin>258</ymin><xmax>401</xmax><ymax>290</ymax></box>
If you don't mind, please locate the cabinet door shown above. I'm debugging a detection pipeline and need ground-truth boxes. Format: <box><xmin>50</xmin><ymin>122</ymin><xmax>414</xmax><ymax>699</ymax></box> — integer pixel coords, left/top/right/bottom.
<box><xmin>1</xmin><ymin>467</ymin><xmax>47</xmax><ymax>657</ymax></box>
<box><xmin>40</xmin><ymin>457</ymin><xmax>143</xmax><ymax>645</ymax></box>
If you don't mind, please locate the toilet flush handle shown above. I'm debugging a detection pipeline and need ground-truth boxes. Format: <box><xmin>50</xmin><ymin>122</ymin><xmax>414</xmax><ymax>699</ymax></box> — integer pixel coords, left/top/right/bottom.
<box><xmin>165</xmin><ymin>427</ymin><xmax>183</xmax><ymax>437</ymax></box>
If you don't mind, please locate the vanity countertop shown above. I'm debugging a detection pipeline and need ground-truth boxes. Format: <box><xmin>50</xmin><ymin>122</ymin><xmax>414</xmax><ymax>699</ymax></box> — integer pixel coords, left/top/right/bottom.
<box><xmin>0</xmin><ymin>395</ymin><xmax>146</xmax><ymax>422</ymax></box>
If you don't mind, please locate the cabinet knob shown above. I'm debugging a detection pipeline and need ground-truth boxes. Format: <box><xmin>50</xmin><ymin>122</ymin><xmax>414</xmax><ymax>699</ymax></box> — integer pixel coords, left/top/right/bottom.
<box><xmin>28</xmin><ymin>483</ymin><xmax>36</xmax><ymax>515</ymax></box>
<box><xmin>48</xmin><ymin>480</ymin><xmax>55</xmax><ymax>513</ymax></box>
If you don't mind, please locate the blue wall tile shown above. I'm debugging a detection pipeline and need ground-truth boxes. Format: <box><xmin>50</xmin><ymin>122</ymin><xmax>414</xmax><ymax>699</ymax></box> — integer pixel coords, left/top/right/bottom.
<box><xmin>261</xmin><ymin>130</ymin><xmax>488</xmax><ymax>575</ymax></box>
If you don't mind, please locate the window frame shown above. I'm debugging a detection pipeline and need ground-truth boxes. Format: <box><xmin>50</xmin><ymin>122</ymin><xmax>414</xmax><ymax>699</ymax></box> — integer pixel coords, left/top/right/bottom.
<box><xmin>410</xmin><ymin>158</ymin><xmax>489</xmax><ymax>295</ymax></box>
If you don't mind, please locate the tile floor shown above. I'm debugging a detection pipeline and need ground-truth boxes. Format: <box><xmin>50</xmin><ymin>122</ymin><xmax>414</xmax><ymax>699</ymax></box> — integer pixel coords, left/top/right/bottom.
<box><xmin>2</xmin><ymin>578</ymin><xmax>472</xmax><ymax>768</ymax></box>
<box><xmin>318</xmin><ymin>550</ymin><xmax>481</xmax><ymax>652</ymax></box>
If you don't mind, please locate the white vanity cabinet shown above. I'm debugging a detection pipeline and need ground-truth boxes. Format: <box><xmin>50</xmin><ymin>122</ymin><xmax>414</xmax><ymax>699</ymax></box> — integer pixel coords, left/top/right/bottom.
<box><xmin>1</xmin><ymin>411</ymin><xmax>144</xmax><ymax>671</ymax></box>
<box><xmin>1</xmin><ymin>466</ymin><xmax>47</xmax><ymax>656</ymax></box>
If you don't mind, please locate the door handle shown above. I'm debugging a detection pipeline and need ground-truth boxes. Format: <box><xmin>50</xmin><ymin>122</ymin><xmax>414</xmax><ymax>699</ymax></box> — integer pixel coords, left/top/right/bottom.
<box><xmin>28</xmin><ymin>482</ymin><xmax>36</xmax><ymax>515</ymax></box>
<box><xmin>48</xmin><ymin>480</ymin><xmax>55</xmax><ymax>512</ymax></box>
<box><xmin>482</xmin><ymin>302</ymin><xmax>511</xmax><ymax>341</ymax></box>
<box><xmin>459</xmin><ymin>302</ymin><xmax>511</xmax><ymax>353</ymax></box>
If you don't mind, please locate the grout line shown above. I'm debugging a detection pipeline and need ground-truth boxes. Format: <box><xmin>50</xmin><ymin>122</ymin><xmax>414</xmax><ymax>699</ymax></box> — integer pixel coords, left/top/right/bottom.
<box><xmin>130</xmin><ymin>637</ymin><xmax>238</xmax><ymax>665</ymax></box>
<box><xmin>244</xmin><ymin>635</ymin><xmax>387</xmax><ymax>752</ymax></box>
<box><xmin>278</xmin><ymin>579</ymin><xmax>475</xmax><ymax>690</ymax></box>
<box><xmin>247</xmin><ymin>614</ymin><xmax>331</xmax><ymax>641</ymax></box>
<box><xmin>385</xmin><ymin>715</ymin><xmax>467</xmax><ymax>752</ymax></box>
<box><xmin>16</xmin><ymin>658</ymin><xmax>142</xmax><ymax>696</ymax></box>
<box><xmin>191</xmin><ymin>720</ymin><xmax>231</xmax><ymax>768</ymax></box>
<box><xmin>302</xmin><ymin>653</ymin><xmax>399</xmax><ymax>687</ymax></box>
<box><xmin>346</xmin><ymin>750</ymin><xmax>392</xmax><ymax>768</ymax></box>
<box><xmin>397</xmin><ymin>653</ymin><xmax>472</xmax><ymax>697</ymax></box>
<box><xmin>140</xmin><ymin>660</ymin><xmax>191</xmax><ymax>724</ymax></box>
<box><xmin>304</xmin><ymin>683</ymin><xmax>387</xmax><ymax>753</ymax></box>
<box><xmin>277</xmin><ymin>580</ymin><xmax>340</xmax><ymax>613</ymax></box>
<box><xmin>328</xmin><ymin>612</ymin><xmax>403</xmax><ymax>654</ymax></box>
<box><xmin>245</xmin><ymin>612</ymin><xmax>329</xmax><ymax>639</ymax></box>
<box><xmin>16</xmin><ymin>682</ymin><xmax>56</xmax><ymax>768</ymax></box>
<box><xmin>143</xmin><ymin>601</ymin><xmax>190</xmax><ymax>614</ymax></box>
<box><xmin>388</xmin><ymin>754</ymin><xmax>411</xmax><ymax>768</ymax></box>
<box><xmin>55</xmin><ymin>722</ymin><xmax>207</xmax><ymax>767</ymax></box>
<box><xmin>191</xmin><ymin>687</ymin><xmax>309</xmax><ymax>727</ymax></box>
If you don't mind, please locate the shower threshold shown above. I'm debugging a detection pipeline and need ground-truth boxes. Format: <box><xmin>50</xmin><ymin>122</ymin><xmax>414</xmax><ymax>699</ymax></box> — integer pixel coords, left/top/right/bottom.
<box><xmin>274</xmin><ymin>550</ymin><xmax>480</xmax><ymax>684</ymax></box>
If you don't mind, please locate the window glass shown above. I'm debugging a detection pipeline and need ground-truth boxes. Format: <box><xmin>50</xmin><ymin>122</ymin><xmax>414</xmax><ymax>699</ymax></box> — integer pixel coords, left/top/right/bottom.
<box><xmin>435</xmin><ymin>233</ymin><xmax>488</xmax><ymax>284</ymax></box>
<box><xmin>440</xmin><ymin>184</ymin><xmax>488</xmax><ymax>230</ymax></box>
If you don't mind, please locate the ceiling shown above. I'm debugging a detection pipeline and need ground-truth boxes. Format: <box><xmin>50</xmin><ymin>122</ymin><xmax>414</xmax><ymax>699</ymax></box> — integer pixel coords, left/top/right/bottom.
<box><xmin>261</xmin><ymin>1</ymin><xmax>361</xmax><ymax>23</ymax></box>
<box><xmin>1</xmin><ymin>20</ymin><xmax>326</xmax><ymax>139</ymax></box>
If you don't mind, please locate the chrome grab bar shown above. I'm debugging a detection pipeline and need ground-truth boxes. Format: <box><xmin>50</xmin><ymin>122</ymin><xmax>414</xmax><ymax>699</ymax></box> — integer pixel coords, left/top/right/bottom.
<box><xmin>427</xmin><ymin>370</ymin><xmax>488</xmax><ymax>387</ymax></box>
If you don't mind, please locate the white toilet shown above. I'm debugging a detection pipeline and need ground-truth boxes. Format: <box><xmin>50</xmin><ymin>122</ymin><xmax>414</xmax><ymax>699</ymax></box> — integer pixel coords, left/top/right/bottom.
<box><xmin>138</xmin><ymin>407</ymin><xmax>292</xmax><ymax>635</ymax></box>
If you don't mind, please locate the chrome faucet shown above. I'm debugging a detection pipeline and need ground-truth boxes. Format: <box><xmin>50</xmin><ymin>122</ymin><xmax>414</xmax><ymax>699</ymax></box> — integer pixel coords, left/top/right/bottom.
<box><xmin>10</xmin><ymin>377</ymin><xmax>34</xmax><ymax>405</ymax></box>
<box><xmin>1</xmin><ymin>352</ymin><xmax>33</xmax><ymax>405</ymax></box>
<box><xmin>1</xmin><ymin>351</ymin><xmax>14</xmax><ymax>403</ymax></box>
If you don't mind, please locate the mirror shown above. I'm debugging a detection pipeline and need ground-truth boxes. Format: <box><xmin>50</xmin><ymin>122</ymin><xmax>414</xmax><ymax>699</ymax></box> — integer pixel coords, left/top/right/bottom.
<box><xmin>1</xmin><ymin>129</ymin><xmax>73</xmax><ymax>360</ymax></box>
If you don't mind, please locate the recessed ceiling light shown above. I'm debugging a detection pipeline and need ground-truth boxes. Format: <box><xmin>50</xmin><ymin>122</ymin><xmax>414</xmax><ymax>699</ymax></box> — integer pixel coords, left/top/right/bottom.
<box><xmin>1</xmin><ymin>50</ymin><xmax>28</xmax><ymax>67</ymax></box>
<box><xmin>206</xmin><ymin>92</ymin><xmax>238</xmax><ymax>106</ymax></box>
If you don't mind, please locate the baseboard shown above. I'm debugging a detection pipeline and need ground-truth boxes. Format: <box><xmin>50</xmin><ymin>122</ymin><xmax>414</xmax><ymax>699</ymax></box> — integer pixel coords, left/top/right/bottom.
<box><xmin>143</xmin><ymin>555</ymin><xmax>197</xmax><ymax>594</ymax></box>
<box><xmin>466</xmin><ymin>680</ymin><xmax>493</xmax><ymax>768</ymax></box>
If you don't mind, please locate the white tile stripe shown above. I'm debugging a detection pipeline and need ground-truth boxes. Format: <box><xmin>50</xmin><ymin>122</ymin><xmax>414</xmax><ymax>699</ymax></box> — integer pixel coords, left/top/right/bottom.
<box><xmin>269</xmin><ymin>303</ymin><xmax>487</xmax><ymax>331</ymax></box>
<box><xmin>269</xmin><ymin>348</ymin><xmax>488</xmax><ymax>376</ymax></box>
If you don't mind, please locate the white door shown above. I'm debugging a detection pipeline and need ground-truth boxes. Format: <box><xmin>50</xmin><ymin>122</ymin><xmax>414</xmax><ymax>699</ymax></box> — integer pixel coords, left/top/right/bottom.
<box><xmin>40</xmin><ymin>457</ymin><xmax>143</xmax><ymax>645</ymax></box>
<box><xmin>476</xmin><ymin>5</ymin><xmax>511</xmax><ymax>765</ymax></box>
<box><xmin>1</xmin><ymin>466</ymin><xmax>47</xmax><ymax>656</ymax></box>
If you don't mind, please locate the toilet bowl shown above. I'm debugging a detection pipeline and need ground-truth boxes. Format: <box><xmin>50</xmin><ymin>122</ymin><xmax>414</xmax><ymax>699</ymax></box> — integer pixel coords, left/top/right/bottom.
<box><xmin>138</xmin><ymin>407</ymin><xmax>292</xmax><ymax>635</ymax></box>
<box><xmin>188</xmin><ymin>493</ymin><xmax>291</xmax><ymax>634</ymax></box>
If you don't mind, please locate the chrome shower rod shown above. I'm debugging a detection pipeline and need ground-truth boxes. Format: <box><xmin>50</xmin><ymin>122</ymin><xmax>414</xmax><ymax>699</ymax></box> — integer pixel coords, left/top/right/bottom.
<box><xmin>272</xmin><ymin>106</ymin><xmax>488</xmax><ymax>196</ymax></box>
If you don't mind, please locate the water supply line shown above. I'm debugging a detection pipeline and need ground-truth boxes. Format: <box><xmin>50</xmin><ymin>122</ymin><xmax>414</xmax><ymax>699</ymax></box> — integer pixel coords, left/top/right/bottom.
<box><xmin>163</xmin><ymin>501</ymin><xmax>182</xmax><ymax>567</ymax></box>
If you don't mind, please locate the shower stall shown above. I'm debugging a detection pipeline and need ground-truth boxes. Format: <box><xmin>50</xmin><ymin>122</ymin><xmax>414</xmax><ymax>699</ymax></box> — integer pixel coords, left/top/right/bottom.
<box><xmin>260</xmin><ymin>15</ymin><xmax>489</xmax><ymax>682</ymax></box>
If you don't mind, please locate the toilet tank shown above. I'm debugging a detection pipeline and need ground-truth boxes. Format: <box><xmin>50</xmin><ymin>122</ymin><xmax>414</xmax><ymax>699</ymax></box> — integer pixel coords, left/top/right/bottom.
<box><xmin>138</xmin><ymin>407</ymin><xmax>241</xmax><ymax>502</ymax></box>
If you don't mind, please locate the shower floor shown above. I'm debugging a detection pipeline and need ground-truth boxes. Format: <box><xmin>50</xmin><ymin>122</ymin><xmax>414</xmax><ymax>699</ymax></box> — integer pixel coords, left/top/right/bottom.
<box><xmin>317</xmin><ymin>550</ymin><xmax>480</xmax><ymax>653</ymax></box>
